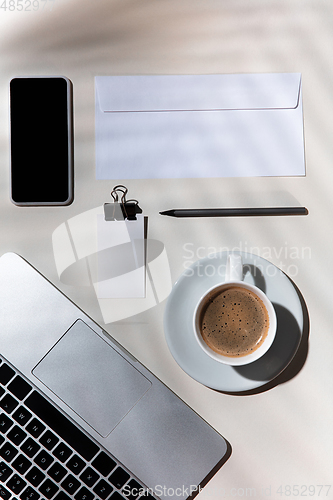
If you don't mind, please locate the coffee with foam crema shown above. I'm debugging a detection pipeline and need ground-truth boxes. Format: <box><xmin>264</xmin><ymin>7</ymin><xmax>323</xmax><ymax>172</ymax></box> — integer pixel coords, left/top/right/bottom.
<box><xmin>199</xmin><ymin>286</ymin><xmax>270</xmax><ymax>357</ymax></box>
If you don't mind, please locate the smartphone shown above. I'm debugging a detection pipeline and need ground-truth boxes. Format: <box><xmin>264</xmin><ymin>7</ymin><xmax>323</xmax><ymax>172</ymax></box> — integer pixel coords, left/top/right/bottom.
<box><xmin>10</xmin><ymin>76</ymin><xmax>74</xmax><ymax>206</ymax></box>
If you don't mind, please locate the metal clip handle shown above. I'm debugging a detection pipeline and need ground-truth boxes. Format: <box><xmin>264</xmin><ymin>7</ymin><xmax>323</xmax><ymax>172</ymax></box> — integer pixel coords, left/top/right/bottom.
<box><xmin>105</xmin><ymin>185</ymin><xmax>142</xmax><ymax>221</ymax></box>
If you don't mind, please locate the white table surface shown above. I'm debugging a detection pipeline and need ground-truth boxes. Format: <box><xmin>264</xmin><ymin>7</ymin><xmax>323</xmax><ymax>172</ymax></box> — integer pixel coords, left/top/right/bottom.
<box><xmin>1</xmin><ymin>0</ymin><xmax>333</xmax><ymax>497</ymax></box>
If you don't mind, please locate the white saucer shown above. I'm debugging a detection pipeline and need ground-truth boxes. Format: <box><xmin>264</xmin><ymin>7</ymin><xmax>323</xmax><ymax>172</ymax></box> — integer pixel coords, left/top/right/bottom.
<box><xmin>164</xmin><ymin>252</ymin><xmax>304</xmax><ymax>392</ymax></box>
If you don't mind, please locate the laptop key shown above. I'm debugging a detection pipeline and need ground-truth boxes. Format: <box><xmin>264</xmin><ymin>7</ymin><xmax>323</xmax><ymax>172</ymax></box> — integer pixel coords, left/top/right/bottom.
<box><xmin>8</xmin><ymin>376</ymin><xmax>32</xmax><ymax>401</ymax></box>
<box><xmin>0</xmin><ymin>461</ymin><xmax>13</xmax><ymax>481</ymax></box>
<box><xmin>13</xmin><ymin>407</ymin><xmax>32</xmax><ymax>426</ymax></box>
<box><xmin>61</xmin><ymin>474</ymin><xmax>81</xmax><ymax>494</ymax></box>
<box><xmin>38</xmin><ymin>479</ymin><xmax>59</xmax><ymax>499</ymax></box>
<box><xmin>20</xmin><ymin>486</ymin><xmax>41</xmax><ymax>500</ymax></box>
<box><xmin>0</xmin><ymin>394</ymin><xmax>19</xmax><ymax>413</ymax></box>
<box><xmin>7</xmin><ymin>425</ymin><xmax>27</xmax><ymax>445</ymax></box>
<box><xmin>0</xmin><ymin>485</ymin><xmax>12</xmax><ymax>500</ymax></box>
<box><xmin>111</xmin><ymin>493</ymin><xmax>126</xmax><ymax>500</ymax></box>
<box><xmin>74</xmin><ymin>486</ymin><xmax>94</xmax><ymax>500</ymax></box>
<box><xmin>21</xmin><ymin>437</ymin><xmax>41</xmax><ymax>458</ymax></box>
<box><xmin>39</xmin><ymin>431</ymin><xmax>59</xmax><ymax>451</ymax></box>
<box><xmin>0</xmin><ymin>364</ymin><xmax>16</xmax><ymax>385</ymax></box>
<box><xmin>47</xmin><ymin>462</ymin><xmax>67</xmax><ymax>483</ymax></box>
<box><xmin>54</xmin><ymin>492</ymin><xmax>71</xmax><ymax>500</ymax></box>
<box><xmin>109</xmin><ymin>467</ymin><xmax>130</xmax><ymax>490</ymax></box>
<box><xmin>26</xmin><ymin>419</ymin><xmax>46</xmax><ymax>438</ymax></box>
<box><xmin>26</xmin><ymin>466</ymin><xmax>46</xmax><ymax>487</ymax></box>
<box><xmin>12</xmin><ymin>454</ymin><xmax>32</xmax><ymax>474</ymax></box>
<box><xmin>122</xmin><ymin>478</ymin><xmax>144</xmax><ymax>500</ymax></box>
<box><xmin>93</xmin><ymin>479</ymin><xmax>113</xmax><ymax>500</ymax></box>
<box><xmin>80</xmin><ymin>466</ymin><xmax>99</xmax><ymax>487</ymax></box>
<box><xmin>52</xmin><ymin>443</ymin><xmax>72</xmax><ymax>463</ymax></box>
<box><xmin>67</xmin><ymin>454</ymin><xmax>86</xmax><ymax>475</ymax></box>
<box><xmin>0</xmin><ymin>441</ymin><xmax>19</xmax><ymax>462</ymax></box>
<box><xmin>92</xmin><ymin>452</ymin><xmax>116</xmax><ymax>477</ymax></box>
<box><xmin>0</xmin><ymin>413</ymin><xmax>14</xmax><ymax>433</ymax></box>
<box><xmin>7</xmin><ymin>473</ymin><xmax>27</xmax><ymax>494</ymax></box>
<box><xmin>34</xmin><ymin>450</ymin><xmax>54</xmax><ymax>470</ymax></box>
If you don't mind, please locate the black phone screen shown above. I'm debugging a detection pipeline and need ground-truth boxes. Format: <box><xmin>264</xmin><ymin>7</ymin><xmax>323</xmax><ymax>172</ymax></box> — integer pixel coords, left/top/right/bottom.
<box><xmin>10</xmin><ymin>77</ymin><xmax>73</xmax><ymax>205</ymax></box>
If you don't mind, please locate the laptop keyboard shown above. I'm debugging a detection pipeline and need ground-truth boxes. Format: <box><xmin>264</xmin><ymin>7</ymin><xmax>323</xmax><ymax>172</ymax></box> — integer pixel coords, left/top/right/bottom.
<box><xmin>0</xmin><ymin>358</ymin><xmax>151</xmax><ymax>500</ymax></box>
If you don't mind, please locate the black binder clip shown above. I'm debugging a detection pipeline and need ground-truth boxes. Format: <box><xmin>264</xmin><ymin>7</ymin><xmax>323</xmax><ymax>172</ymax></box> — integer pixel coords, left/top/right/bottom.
<box><xmin>104</xmin><ymin>185</ymin><xmax>143</xmax><ymax>221</ymax></box>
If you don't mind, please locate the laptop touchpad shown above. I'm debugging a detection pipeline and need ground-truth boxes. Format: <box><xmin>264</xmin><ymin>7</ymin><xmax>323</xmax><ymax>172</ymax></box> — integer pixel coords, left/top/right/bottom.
<box><xmin>33</xmin><ymin>319</ymin><xmax>151</xmax><ymax>437</ymax></box>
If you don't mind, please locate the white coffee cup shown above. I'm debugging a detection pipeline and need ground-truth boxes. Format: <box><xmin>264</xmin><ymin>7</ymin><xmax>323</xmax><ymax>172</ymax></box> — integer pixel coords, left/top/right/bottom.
<box><xmin>193</xmin><ymin>254</ymin><xmax>277</xmax><ymax>366</ymax></box>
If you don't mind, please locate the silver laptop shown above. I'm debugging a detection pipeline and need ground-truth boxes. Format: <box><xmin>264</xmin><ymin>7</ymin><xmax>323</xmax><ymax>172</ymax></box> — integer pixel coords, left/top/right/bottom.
<box><xmin>0</xmin><ymin>253</ymin><xmax>229</xmax><ymax>500</ymax></box>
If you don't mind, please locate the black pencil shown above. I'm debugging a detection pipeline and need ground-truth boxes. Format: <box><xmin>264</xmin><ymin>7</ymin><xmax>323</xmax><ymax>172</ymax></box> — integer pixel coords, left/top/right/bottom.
<box><xmin>159</xmin><ymin>207</ymin><xmax>308</xmax><ymax>218</ymax></box>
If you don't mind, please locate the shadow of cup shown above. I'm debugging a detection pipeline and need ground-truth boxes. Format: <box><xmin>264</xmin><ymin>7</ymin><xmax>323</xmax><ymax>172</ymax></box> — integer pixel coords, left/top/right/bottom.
<box><xmin>234</xmin><ymin>303</ymin><xmax>302</xmax><ymax>382</ymax></box>
<box><xmin>225</xmin><ymin>267</ymin><xmax>309</xmax><ymax>395</ymax></box>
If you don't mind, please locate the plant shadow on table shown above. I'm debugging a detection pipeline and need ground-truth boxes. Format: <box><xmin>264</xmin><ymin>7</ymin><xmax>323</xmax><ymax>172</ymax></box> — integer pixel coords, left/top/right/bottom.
<box><xmin>221</xmin><ymin>264</ymin><xmax>309</xmax><ymax>396</ymax></box>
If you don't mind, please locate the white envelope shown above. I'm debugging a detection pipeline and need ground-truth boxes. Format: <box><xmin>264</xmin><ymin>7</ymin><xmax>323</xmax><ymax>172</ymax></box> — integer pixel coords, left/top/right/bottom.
<box><xmin>95</xmin><ymin>73</ymin><xmax>305</xmax><ymax>179</ymax></box>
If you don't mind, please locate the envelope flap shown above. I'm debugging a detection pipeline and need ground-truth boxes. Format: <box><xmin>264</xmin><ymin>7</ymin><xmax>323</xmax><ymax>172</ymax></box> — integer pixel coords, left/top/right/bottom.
<box><xmin>95</xmin><ymin>73</ymin><xmax>301</xmax><ymax>112</ymax></box>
